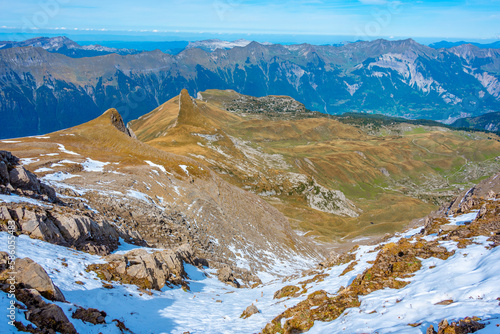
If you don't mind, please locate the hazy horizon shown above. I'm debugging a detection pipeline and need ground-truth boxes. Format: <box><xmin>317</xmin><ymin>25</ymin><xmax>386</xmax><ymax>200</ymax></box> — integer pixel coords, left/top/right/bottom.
<box><xmin>1</xmin><ymin>0</ymin><xmax>499</xmax><ymax>45</ymax></box>
<box><xmin>0</xmin><ymin>30</ymin><xmax>499</xmax><ymax>48</ymax></box>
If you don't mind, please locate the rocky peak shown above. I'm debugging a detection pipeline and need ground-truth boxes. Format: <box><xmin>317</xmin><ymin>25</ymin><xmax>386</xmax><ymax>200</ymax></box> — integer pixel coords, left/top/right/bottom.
<box><xmin>176</xmin><ymin>89</ymin><xmax>206</xmax><ymax>128</ymax></box>
<box><xmin>101</xmin><ymin>108</ymin><xmax>136</xmax><ymax>138</ymax></box>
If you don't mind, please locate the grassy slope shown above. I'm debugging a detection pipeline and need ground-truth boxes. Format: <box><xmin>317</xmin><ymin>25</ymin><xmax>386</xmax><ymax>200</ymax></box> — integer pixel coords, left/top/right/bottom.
<box><xmin>130</xmin><ymin>90</ymin><xmax>500</xmax><ymax>241</ymax></box>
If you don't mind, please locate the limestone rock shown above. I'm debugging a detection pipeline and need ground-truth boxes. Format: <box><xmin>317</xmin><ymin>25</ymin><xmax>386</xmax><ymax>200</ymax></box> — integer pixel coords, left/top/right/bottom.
<box><xmin>4</xmin><ymin>204</ymin><xmax>121</xmax><ymax>255</ymax></box>
<box><xmin>52</xmin><ymin>213</ymin><xmax>120</xmax><ymax>254</ymax></box>
<box><xmin>240</xmin><ymin>304</ymin><xmax>259</xmax><ymax>319</ymax></box>
<box><xmin>17</xmin><ymin>209</ymin><xmax>64</xmax><ymax>244</ymax></box>
<box><xmin>426</xmin><ymin>325</ymin><xmax>437</xmax><ymax>334</ymax></box>
<box><xmin>9</xmin><ymin>166</ymin><xmax>41</xmax><ymax>193</ymax></box>
<box><xmin>14</xmin><ymin>257</ymin><xmax>66</xmax><ymax>302</ymax></box>
<box><xmin>435</xmin><ymin>317</ymin><xmax>485</xmax><ymax>334</ymax></box>
<box><xmin>0</xmin><ymin>252</ymin><xmax>65</xmax><ymax>302</ymax></box>
<box><xmin>15</xmin><ymin>289</ymin><xmax>77</xmax><ymax>334</ymax></box>
<box><xmin>87</xmin><ymin>245</ymin><xmax>200</xmax><ymax>291</ymax></box>
<box><xmin>0</xmin><ymin>206</ymin><xmax>11</xmax><ymax>220</ymax></box>
<box><xmin>72</xmin><ymin>307</ymin><xmax>107</xmax><ymax>325</ymax></box>
<box><xmin>0</xmin><ymin>151</ymin><xmax>57</xmax><ymax>202</ymax></box>
<box><xmin>217</xmin><ymin>266</ymin><xmax>240</xmax><ymax>288</ymax></box>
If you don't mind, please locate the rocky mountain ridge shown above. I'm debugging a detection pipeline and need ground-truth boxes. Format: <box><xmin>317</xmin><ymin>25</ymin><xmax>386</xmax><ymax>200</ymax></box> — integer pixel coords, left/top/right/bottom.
<box><xmin>0</xmin><ymin>36</ymin><xmax>139</xmax><ymax>58</ymax></box>
<box><xmin>2</xmin><ymin>37</ymin><xmax>500</xmax><ymax>139</ymax></box>
<box><xmin>0</xmin><ymin>107</ymin><xmax>323</xmax><ymax>281</ymax></box>
<box><xmin>130</xmin><ymin>89</ymin><xmax>500</xmax><ymax>242</ymax></box>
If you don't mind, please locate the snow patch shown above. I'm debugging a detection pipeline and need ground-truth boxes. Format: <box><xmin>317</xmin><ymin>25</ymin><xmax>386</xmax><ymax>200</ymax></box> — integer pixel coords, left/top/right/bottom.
<box><xmin>145</xmin><ymin>160</ymin><xmax>171</xmax><ymax>174</ymax></box>
<box><xmin>446</xmin><ymin>210</ymin><xmax>479</xmax><ymax>226</ymax></box>
<box><xmin>82</xmin><ymin>158</ymin><xmax>109</xmax><ymax>172</ymax></box>
<box><xmin>0</xmin><ymin>194</ymin><xmax>52</xmax><ymax>207</ymax></box>
<box><xmin>34</xmin><ymin>167</ymin><xmax>53</xmax><ymax>173</ymax></box>
<box><xmin>20</xmin><ymin>158</ymin><xmax>39</xmax><ymax>165</ymax></box>
<box><xmin>57</xmin><ymin>144</ymin><xmax>80</xmax><ymax>155</ymax></box>
<box><xmin>179</xmin><ymin>165</ymin><xmax>189</xmax><ymax>175</ymax></box>
<box><xmin>41</xmin><ymin>172</ymin><xmax>79</xmax><ymax>182</ymax></box>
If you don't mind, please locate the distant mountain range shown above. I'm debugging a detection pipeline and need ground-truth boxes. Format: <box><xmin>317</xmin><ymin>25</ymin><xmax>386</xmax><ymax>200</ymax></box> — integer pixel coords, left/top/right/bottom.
<box><xmin>429</xmin><ymin>40</ymin><xmax>500</xmax><ymax>49</ymax></box>
<box><xmin>1</xmin><ymin>36</ymin><xmax>500</xmax><ymax>138</ymax></box>
<box><xmin>0</xmin><ymin>36</ymin><xmax>140</xmax><ymax>58</ymax></box>
<box><xmin>186</xmin><ymin>39</ymin><xmax>253</xmax><ymax>52</ymax></box>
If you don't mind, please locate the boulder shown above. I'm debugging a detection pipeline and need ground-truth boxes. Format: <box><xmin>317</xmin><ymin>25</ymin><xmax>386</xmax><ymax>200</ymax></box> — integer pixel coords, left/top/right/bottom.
<box><xmin>27</xmin><ymin>303</ymin><xmax>77</xmax><ymax>334</ymax></box>
<box><xmin>5</xmin><ymin>205</ymin><xmax>120</xmax><ymax>255</ymax></box>
<box><xmin>0</xmin><ymin>150</ymin><xmax>19</xmax><ymax>165</ymax></box>
<box><xmin>0</xmin><ymin>151</ymin><xmax>56</xmax><ymax>201</ymax></box>
<box><xmin>15</xmin><ymin>289</ymin><xmax>77</xmax><ymax>334</ymax></box>
<box><xmin>240</xmin><ymin>304</ymin><xmax>260</xmax><ymax>319</ymax></box>
<box><xmin>436</xmin><ymin>317</ymin><xmax>485</xmax><ymax>334</ymax></box>
<box><xmin>52</xmin><ymin>213</ymin><xmax>120</xmax><ymax>255</ymax></box>
<box><xmin>72</xmin><ymin>307</ymin><xmax>107</xmax><ymax>325</ymax></box>
<box><xmin>14</xmin><ymin>257</ymin><xmax>66</xmax><ymax>302</ymax></box>
<box><xmin>217</xmin><ymin>266</ymin><xmax>240</xmax><ymax>288</ymax></box>
<box><xmin>88</xmin><ymin>247</ymin><xmax>192</xmax><ymax>291</ymax></box>
<box><xmin>17</xmin><ymin>209</ymin><xmax>63</xmax><ymax>244</ymax></box>
<box><xmin>9</xmin><ymin>166</ymin><xmax>41</xmax><ymax>193</ymax></box>
<box><xmin>157</xmin><ymin>249</ymin><xmax>186</xmax><ymax>278</ymax></box>
<box><xmin>0</xmin><ymin>206</ymin><xmax>11</xmax><ymax>220</ymax></box>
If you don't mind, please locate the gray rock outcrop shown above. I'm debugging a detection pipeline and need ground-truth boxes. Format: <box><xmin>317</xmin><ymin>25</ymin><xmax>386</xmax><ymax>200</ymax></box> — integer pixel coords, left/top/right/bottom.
<box><xmin>87</xmin><ymin>245</ymin><xmax>200</xmax><ymax>291</ymax></box>
<box><xmin>0</xmin><ymin>252</ymin><xmax>65</xmax><ymax>302</ymax></box>
<box><xmin>217</xmin><ymin>265</ymin><xmax>240</xmax><ymax>288</ymax></box>
<box><xmin>0</xmin><ymin>150</ymin><xmax>57</xmax><ymax>202</ymax></box>
<box><xmin>1</xmin><ymin>204</ymin><xmax>122</xmax><ymax>255</ymax></box>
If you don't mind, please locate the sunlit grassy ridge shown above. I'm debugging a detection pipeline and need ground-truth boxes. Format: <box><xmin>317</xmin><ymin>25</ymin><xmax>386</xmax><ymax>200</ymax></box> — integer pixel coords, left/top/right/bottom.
<box><xmin>130</xmin><ymin>90</ymin><xmax>500</xmax><ymax>241</ymax></box>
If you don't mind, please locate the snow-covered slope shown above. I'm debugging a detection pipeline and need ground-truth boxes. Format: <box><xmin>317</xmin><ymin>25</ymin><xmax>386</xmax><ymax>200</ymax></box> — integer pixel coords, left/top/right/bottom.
<box><xmin>1</xmin><ymin>206</ymin><xmax>499</xmax><ymax>333</ymax></box>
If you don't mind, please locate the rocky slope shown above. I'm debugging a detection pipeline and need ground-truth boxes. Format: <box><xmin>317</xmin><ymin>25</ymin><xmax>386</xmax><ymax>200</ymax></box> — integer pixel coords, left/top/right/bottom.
<box><xmin>1</xmin><ymin>37</ymin><xmax>500</xmax><ymax>138</ymax></box>
<box><xmin>0</xmin><ymin>108</ymin><xmax>323</xmax><ymax>283</ymax></box>
<box><xmin>261</xmin><ymin>171</ymin><xmax>500</xmax><ymax>333</ymax></box>
<box><xmin>0</xmin><ymin>164</ymin><xmax>499</xmax><ymax>333</ymax></box>
<box><xmin>130</xmin><ymin>89</ymin><xmax>500</xmax><ymax>242</ymax></box>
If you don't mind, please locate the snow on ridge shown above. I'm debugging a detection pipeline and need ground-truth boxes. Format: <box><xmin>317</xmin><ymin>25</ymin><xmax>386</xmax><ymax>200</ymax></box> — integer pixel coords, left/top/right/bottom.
<box><xmin>344</xmin><ymin>81</ymin><xmax>361</xmax><ymax>96</ymax></box>
<box><xmin>187</xmin><ymin>39</ymin><xmax>252</xmax><ymax>51</ymax></box>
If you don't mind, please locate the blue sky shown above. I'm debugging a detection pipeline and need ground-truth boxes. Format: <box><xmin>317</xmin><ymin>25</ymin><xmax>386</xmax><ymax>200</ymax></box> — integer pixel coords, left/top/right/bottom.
<box><xmin>0</xmin><ymin>0</ymin><xmax>499</xmax><ymax>41</ymax></box>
